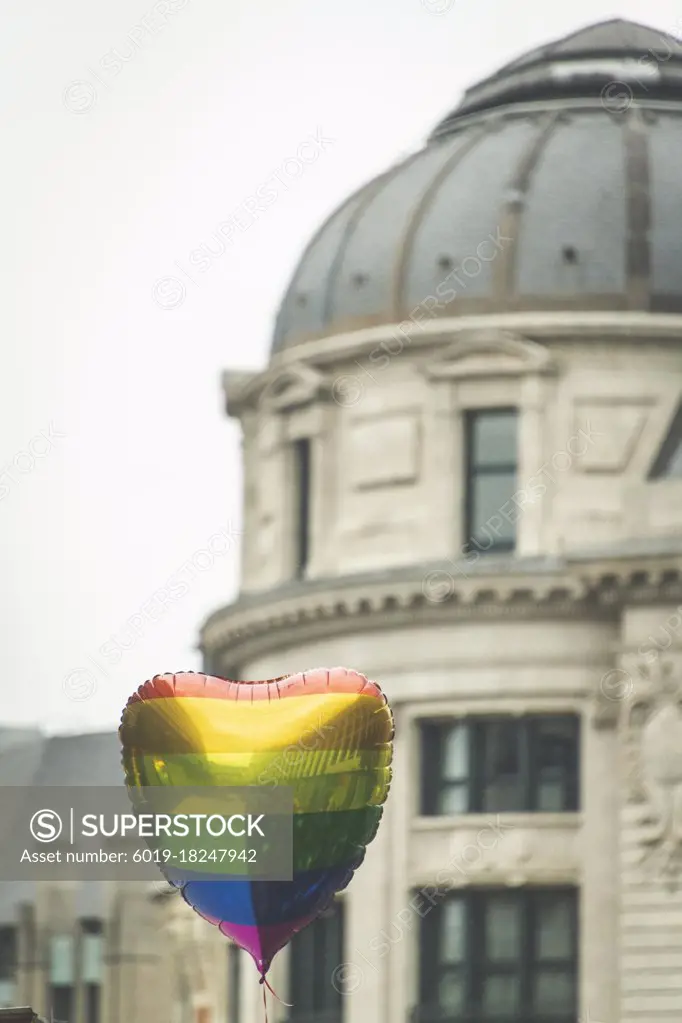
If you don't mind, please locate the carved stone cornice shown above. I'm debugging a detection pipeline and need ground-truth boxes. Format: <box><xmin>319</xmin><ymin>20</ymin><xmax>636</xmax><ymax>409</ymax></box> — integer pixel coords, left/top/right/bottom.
<box><xmin>201</xmin><ymin>561</ymin><xmax>589</xmax><ymax>669</ymax></box>
<box><xmin>569</xmin><ymin>548</ymin><xmax>682</xmax><ymax>606</ymax></box>
<box><xmin>200</xmin><ymin>552</ymin><xmax>682</xmax><ymax>673</ymax></box>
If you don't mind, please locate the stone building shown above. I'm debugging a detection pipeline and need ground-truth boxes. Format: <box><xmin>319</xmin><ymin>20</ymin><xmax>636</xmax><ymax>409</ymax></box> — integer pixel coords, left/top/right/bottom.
<box><xmin>200</xmin><ymin>17</ymin><xmax>682</xmax><ymax>1023</ymax></box>
<box><xmin>0</xmin><ymin>728</ymin><xmax>230</xmax><ymax>1023</ymax></box>
<box><xmin>3</xmin><ymin>17</ymin><xmax>682</xmax><ymax>1023</ymax></box>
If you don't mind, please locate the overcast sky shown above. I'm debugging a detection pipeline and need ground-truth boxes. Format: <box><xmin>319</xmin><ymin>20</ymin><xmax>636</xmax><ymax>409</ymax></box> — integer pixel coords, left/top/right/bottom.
<box><xmin>1</xmin><ymin>0</ymin><xmax>678</xmax><ymax>734</ymax></box>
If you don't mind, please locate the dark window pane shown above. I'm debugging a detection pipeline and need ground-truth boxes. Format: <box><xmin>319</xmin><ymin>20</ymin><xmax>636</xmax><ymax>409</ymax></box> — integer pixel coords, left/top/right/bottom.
<box><xmin>668</xmin><ymin>438</ymin><xmax>682</xmax><ymax>476</ymax></box>
<box><xmin>50</xmin><ymin>986</ymin><xmax>74</xmax><ymax>1023</ymax></box>
<box><xmin>0</xmin><ymin>928</ymin><xmax>16</xmax><ymax>980</ymax></box>
<box><xmin>480</xmin><ymin>721</ymin><xmax>523</xmax><ymax>811</ymax></box>
<box><xmin>470</xmin><ymin>411</ymin><xmax>518</xmax><ymax>467</ymax></box>
<box><xmin>289</xmin><ymin>902</ymin><xmax>343</xmax><ymax>1014</ymax></box>
<box><xmin>419</xmin><ymin>896</ymin><xmax>441</xmax><ymax>1002</ymax></box>
<box><xmin>420</xmin><ymin>723</ymin><xmax>442</xmax><ymax>815</ymax></box>
<box><xmin>438</xmin><ymin>971</ymin><xmax>464</xmax><ymax>1013</ymax></box>
<box><xmin>228</xmin><ymin>943</ymin><xmax>241</xmax><ymax>1023</ymax></box>
<box><xmin>469</xmin><ymin>472</ymin><xmax>517</xmax><ymax>548</ymax></box>
<box><xmin>443</xmin><ymin>725</ymin><xmax>468</xmax><ymax>780</ymax></box>
<box><xmin>49</xmin><ymin>935</ymin><xmax>74</xmax><ymax>985</ymax></box>
<box><xmin>533</xmin><ymin>718</ymin><xmax>578</xmax><ymax>812</ymax></box>
<box><xmin>439</xmin><ymin>783</ymin><xmax>467</xmax><ymax>814</ymax></box>
<box><xmin>422</xmin><ymin>723</ymin><xmax>470</xmax><ymax>816</ymax></box>
<box><xmin>292</xmin><ymin>439</ymin><xmax>311</xmax><ymax>577</ymax></box>
<box><xmin>650</xmin><ymin>401</ymin><xmax>682</xmax><ymax>478</ymax></box>
<box><xmin>290</xmin><ymin>918</ymin><xmax>316</xmax><ymax>1011</ymax></box>
<box><xmin>81</xmin><ymin>933</ymin><xmax>103</xmax><ymax>984</ymax></box>
<box><xmin>482</xmin><ymin>973</ymin><xmax>521</xmax><ymax>1012</ymax></box>
<box><xmin>85</xmin><ymin>983</ymin><xmax>101</xmax><ymax>1023</ymax></box>
<box><xmin>0</xmin><ymin>980</ymin><xmax>15</xmax><ymax>1009</ymax></box>
<box><xmin>484</xmin><ymin>897</ymin><xmax>521</xmax><ymax>961</ymax></box>
<box><xmin>536</xmin><ymin>895</ymin><xmax>574</xmax><ymax>960</ymax></box>
<box><xmin>441</xmin><ymin>900</ymin><xmax>465</xmax><ymax>963</ymax></box>
<box><xmin>533</xmin><ymin>970</ymin><xmax>576</xmax><ymax>1012</ymax></box>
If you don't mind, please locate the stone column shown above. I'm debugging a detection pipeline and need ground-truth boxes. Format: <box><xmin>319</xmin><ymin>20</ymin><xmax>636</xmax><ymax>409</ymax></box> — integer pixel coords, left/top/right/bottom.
<box><xmin>345</xmin><ymin>782</ymin><xmax>391</xmax><ymax>1023</ymax></box>
<box><xmin>385</xmin><ymin>706</ymin><xmax>411</xmax><ymax>1023</ymax></box>
<box><xmin>581</xmin><ymin>697</ymin><xmax>620</xmax><ymax>1023</ymax></box>
<box><xmin>15</xmin><ymin>903</ymin><xmax>39</xmax><ymax>1011</ymax></box>
<box><xmin>420</xmin><ymin>375</ymin><xmax>459</xmax><ymax>562</ymax></box>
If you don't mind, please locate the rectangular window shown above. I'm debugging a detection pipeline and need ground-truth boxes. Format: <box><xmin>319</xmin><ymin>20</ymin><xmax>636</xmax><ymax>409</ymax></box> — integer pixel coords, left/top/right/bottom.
<box><xmin>228</xmin><ymin>942</ymin><xmax>241</xmax><ymax>1023</ymax></box>
<box><xmin>49</xmin><ymin>934</ymin><xmax>74</xmax><ymax>985</ymax></box>
<box><xmin>420</xmin><ymin>715</ymin><xmax>579</xmax><ymax>815</ymax></box>
<box><xmin>292</xmin><ymin>438</ymin><xmax>312</xmax><ymax>578</ymax></box>
<box><xmin>0</xmin><ymin>927</ymin><xmax>16</xmax><ymax>1008</ymax></box>
<box><xmin>81</xmin><ymin>919</ymin><xmax>103</xmax><ymax>1023</ymax></box>
<box><xmin>80</xmin><ymin>919</ymin><xmax>103</xmax><ymax>984</ymax></box>
<box><xmin>51</xmin><ymin>985</ymin><xmax>74</xmax><ymax>1023</ymax></box>
<box><xmin>48</xmin><ymin>933</ymin><xmax>74</xmax><ymax>1023</ymax></box>
<box><xmin>289</xmin><ymin>900</ymin><xmax>343</xmax><ymax>1021</ymax></box>
<box><xmin>417</xmin><ymin>888</ymin><xmax>578</xmax><ymax>1022</ymax></box>
<box><xmin>85</xmin><ymin>983</ymin><xmax>101</xmax><ymax>1023</ymax></box>
<box><xmin>649</xmin><ymin>400</ymin><xmax>682</xmax><ymax>478</ymax></box>
<box><xmin>464</xmin><ymin>409</ymin><xmax>518</xmax><ymax>553</ymax></box>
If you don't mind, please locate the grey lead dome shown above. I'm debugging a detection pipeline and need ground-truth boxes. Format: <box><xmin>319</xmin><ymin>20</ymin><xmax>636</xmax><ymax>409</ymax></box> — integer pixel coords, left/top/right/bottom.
<box><xmin>272</xmin><ymin>19</ymin><xmax>682</xmax><ymax>352</ymax></box>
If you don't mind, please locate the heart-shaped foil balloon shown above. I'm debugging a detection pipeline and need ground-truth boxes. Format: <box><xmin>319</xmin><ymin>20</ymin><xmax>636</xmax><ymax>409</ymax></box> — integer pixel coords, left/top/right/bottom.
<box><xmin>119</xmin><ymin>668</ymin><xmax>393</xmax><ymax>978</ymax></box>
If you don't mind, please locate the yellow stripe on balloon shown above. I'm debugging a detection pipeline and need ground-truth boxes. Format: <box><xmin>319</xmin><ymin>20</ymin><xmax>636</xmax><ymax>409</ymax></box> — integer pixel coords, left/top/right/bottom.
<box><xmin>126</xmin><ymin>747</ymin><xmax>392</xmax><ymax>786</ymax></box>
<box><xmin>121</xmin><ymin>693</ymin><xmax>392</xmax><ymax>754</ymax></box>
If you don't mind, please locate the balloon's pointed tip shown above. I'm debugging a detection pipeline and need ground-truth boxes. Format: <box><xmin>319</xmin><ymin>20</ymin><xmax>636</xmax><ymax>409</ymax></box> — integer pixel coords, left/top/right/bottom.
<box><xmin>255</xmin><ymin>957</ymin><xmax>272</xmax><ymax>978</ymax></box>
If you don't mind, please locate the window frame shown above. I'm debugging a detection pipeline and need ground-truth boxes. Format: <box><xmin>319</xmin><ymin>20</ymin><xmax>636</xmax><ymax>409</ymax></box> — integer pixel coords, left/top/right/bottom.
<box><xmin>288</xmin><ymin>899</ymin><xmax>344</xmax><ymax>1021</ymax></box>
<box><xmin>420</xmin><ymin>714</ymin><xmax>580</xmax><ymax>816</ymax></box>
<box><xmin>291</xmin><ymin>437</ymin><xmax>312</xmax><ymax>578</ymax></box>
<box><xmin>228</xmin><ymin>942</ymin><xmax>241</xmax><ymax>1023</ymax></box>
<box><xmin>80</xmin><ymin>919</ymin><xmax>103</xmax><ymax>1023</ymax></box>
<box><xmin>463</xmin><ymin>407</ymin><xmax>519</xmax><ymax>555</ymax></box>
<box><xmin>0</xmin><ymin>926</ymin><xmax>17</xmax><ymax>1009</ymax></box>
<box><xmin>416</xmin><ymin>887</ymin><xmax>579</xmax><ymax>1023</ymax></box>
<box><xmin>649</xmin><ymin>400</ymin><xmax>682</xmax><ymax>479</ymax></box>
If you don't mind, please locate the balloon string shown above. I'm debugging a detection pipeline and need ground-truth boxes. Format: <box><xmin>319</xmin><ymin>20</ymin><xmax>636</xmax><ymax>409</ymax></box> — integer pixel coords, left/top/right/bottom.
<box><xmin>259</xmin><ymin>973</ymin><xmax>293</xmax><ymax>1007</ymax></box>
<box><xmin>261</xmin><ymin>977</ymin><xmax>268</xmax><ymax>1023</ymax></box>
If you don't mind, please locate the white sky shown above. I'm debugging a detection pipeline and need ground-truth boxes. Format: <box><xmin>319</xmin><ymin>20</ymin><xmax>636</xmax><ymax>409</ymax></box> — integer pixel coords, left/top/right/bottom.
<box><xmin>0</xmin><ymin>0</ymin><xmax>677</xmax><ymax>733</ymax></box>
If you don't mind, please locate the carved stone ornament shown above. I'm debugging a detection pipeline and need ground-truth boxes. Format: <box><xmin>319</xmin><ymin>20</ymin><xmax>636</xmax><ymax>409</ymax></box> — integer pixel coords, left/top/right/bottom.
<box><xmin>258</xmin><ymin>363</ymin><xmax>329</xmax><ymax>412</ymax></box>
<box><xmin>221</xmin><ymin>363</ymin><xmax>330</xmax><ymax>416</ymax></box>
<box><xmin>421</xmin><ymin>329</ymin><xmax>555</xmax><ymax>380</ymax></box>
<box><xmin>622</xmin><ymin>658</ymin><xmax>682</xmax><ymax>883</ymax></box>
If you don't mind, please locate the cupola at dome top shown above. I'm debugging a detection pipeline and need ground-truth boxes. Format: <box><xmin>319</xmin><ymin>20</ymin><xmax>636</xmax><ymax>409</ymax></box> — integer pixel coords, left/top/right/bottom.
<box><xmin>432</xmin><ymin>18</ymin><xmax>682</xmax><ymax>133</ymax></box>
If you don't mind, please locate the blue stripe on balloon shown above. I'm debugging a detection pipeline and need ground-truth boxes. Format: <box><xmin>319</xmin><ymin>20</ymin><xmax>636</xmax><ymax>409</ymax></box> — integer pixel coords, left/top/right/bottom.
<box><xmin>174</xmin><ymin>862</ymin><xmax>358</xmax><ymax>926</ymax></box>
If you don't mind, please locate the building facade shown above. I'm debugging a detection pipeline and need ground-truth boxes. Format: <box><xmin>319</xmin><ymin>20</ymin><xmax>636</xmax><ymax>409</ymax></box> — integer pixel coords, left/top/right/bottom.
<box><xmin>200</xmin><ymin>19</ymin><xmax>682</xmax><ymax>1023</ymax></box>
<box><xmin>0</xmin><ymin>728</ymin><xmax>231</xmax><ymax>1023</ymax></box>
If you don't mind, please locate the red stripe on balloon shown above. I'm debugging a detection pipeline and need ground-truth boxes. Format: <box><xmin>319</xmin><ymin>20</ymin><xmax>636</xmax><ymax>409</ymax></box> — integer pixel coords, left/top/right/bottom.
<box><xmin>125</xmin><ymin>668</ymin><xmax>387</xmax><ymax>705</ymax></box>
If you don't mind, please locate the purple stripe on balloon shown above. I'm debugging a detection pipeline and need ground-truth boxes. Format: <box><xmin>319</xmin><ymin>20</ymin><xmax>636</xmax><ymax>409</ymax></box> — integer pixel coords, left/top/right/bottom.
<box><xmin>218</xmin><ymin>916</ymin><xmax>317</xmax><ymax>974</ymax></box>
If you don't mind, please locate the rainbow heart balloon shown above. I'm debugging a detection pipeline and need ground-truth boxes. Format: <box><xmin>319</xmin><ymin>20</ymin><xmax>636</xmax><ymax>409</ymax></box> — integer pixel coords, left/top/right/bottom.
<box><xmin>119</xmin><ymin>668</ymin><xmax>393</xmax><ymax>978</ymax></box>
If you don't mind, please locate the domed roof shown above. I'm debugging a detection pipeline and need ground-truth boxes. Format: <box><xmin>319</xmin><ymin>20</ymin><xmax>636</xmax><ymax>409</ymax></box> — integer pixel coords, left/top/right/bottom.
<box><xmin>273</xmin><ymin>19</ymin><xmax>682</xmax><ymax>352</ymax></box>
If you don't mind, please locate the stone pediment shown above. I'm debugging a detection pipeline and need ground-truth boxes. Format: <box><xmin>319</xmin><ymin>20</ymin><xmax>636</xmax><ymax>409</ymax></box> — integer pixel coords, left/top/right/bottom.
<box><xmin>422</xmin><ymin>329</ymin><xmax>555</xmax><ymax>380</ymax></box>
<box><xmin>222</xmin><ymin>363</ymin><xmax>330</xmax><ymax>416</ymax></box>
<box><xmin>259</xmin><ymin>363</ymin><xmax>329</xmax><ymax>412</ymax></box>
